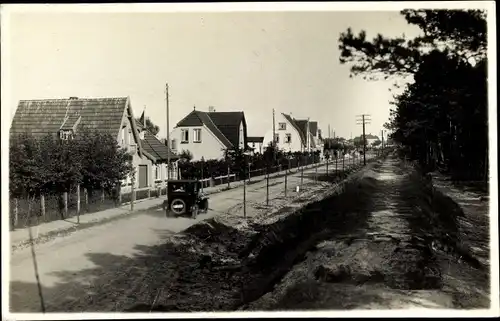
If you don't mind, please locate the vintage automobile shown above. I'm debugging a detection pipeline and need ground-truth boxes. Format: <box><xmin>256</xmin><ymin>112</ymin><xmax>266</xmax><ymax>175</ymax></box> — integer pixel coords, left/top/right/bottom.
<box><xmin>162</xmin><ymin>179</ymin><xmax>209</xmax><ymax>219</ymax></box>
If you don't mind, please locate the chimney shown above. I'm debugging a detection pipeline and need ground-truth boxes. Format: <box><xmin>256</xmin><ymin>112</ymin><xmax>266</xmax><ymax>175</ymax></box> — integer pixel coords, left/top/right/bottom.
<box><xmin>209</xmin><ymin>106</ymin><xmax>216</xmax><ymax>112</ymax></box>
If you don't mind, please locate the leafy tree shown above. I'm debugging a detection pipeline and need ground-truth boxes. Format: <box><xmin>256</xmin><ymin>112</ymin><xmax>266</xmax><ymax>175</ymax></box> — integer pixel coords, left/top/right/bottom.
<box><xmin>179</xmin><ymin>149</ymin><xmax>193</xmax><ymax>163</ymax></box>
<box><xmin>136</xmin><ymin>116</ymin><xmax>160</xmax><ymax>136</ymax></box>
<box><xmin>339</xmin><ymin>9</ymin><xmax>488</xmax><ymax>180</ymax></box>
<box><xmin>372</xmin><ymin>140</ymin><xmax>382</xmax><ymax>147</ymax></box>
<box><xmin>339</xmin><ymin>9</ymin><xmax>486</xmax><ymax>81</ymax></box>
<box><xmin>353</xmin><ymin>136</ymin><xmax>367</xmax><ymax>149</ymax></box>
<box><xmin>75</xmin><ymin>127</ymin><xmax>133</xmax><ymax>193</ymax></box>
<box><xmin>9</xmin><ymin>134</ymin><xmax>44</xmax><ymax>198</ymax></box>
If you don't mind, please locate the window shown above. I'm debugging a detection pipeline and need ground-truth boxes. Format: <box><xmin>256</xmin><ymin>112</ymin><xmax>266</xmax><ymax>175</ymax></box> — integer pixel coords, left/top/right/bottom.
<box><xmin>181</xmin><ymin>129</ymin><xmax>189</xmax><ymax>143</ymax></box>
<box><xmin>128</xmin><ymin>130</ymin><xmax>133</xmax><ymax>145</ymax></box>
<box><xmin>59</xmin><ymin>130</ymin><xmax>73</xmax><ymax>140</ymax></box>
<box><xmin>171</xmin><ymin>139</ymin><xmax>177</xmax><ymax>150</ymax></box>
<box><xmin>193</xmin><ymin>128</ymin><xmax>202</xmax><ymax>143</ymax></box>
<box><xmin>285</xmin><ymin>133</ymin><xmax>292</xmax><ymax>144</ymax></box>
<box><xmin>274</xmin><ymin>133</ymin><xmax>279</xmax><ymax>144</ymax></box>
<box><xmin>154</xmin><ymin>165</ymin><xmax>161</xmax><ymax>180</ymax></box>
<box><xmin>278</xmin><ymin>122</ymin><xmax>287</xmax><ymax>130</ymax></box>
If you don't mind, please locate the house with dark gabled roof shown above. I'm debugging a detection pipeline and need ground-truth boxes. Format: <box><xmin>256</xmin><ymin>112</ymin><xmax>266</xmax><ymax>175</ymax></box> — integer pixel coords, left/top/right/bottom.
<box><xmin>10</xmin><ymin>96</ymin><xmax>178</xmax><ymax>191</ymax></box>
<box><xmin>262</xmin><ymin>112</ymin><xmax>322</xmax><ymax>153</ymax></box>
<box><xmin>170</xmin><ymin>106</ymin><xmax>248</xmax><ymax>161</ymax></box>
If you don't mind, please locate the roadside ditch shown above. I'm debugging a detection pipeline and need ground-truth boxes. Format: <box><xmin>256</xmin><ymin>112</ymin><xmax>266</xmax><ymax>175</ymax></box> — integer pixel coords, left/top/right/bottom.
<box><xmin>121</xmin><ymin>154</ymin><xmax>489</xmax><ymax>312</ymax></box>
<box><xmin>121</xmin><ymin>161</ymin><xmax>373</xmax><ymax>312</ymax></box>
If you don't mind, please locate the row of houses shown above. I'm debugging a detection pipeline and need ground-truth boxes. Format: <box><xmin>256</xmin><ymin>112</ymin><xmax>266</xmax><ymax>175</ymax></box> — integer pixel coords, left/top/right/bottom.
<box><xmin>170</xmin><ymin>107</ymin><xmax>323</xmax><ymax>161</ymax></box>
<box><xmin>9</xmin><ymin>96</ymin><xmax>324</xmax><ymax>191</ymax></box>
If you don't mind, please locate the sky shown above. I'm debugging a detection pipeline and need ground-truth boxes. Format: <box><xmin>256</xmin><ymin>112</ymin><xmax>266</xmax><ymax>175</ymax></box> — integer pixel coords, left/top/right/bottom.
<box><xmin>4</xmin><ymin>7</ymin><xmax>422</xmax><ymax>140</ymax></box>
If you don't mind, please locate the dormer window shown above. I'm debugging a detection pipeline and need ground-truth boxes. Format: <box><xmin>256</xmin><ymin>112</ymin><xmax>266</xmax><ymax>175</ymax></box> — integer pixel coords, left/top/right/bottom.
<box><xmin>59</xmin><ymin>130</ymin><xmax>73</xmax><ymax>141</ymax></box>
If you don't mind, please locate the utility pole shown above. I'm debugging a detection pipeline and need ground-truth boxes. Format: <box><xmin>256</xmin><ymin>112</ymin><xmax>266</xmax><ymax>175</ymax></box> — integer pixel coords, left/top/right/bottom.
<box><xmin>272</xmin><ymin>109</ymin><xmax>277</xmax><ymax>162</ymax></box>
<box><xmin>307</xmin><ymin>117</ymin><xmax>310</xmax><ymax>153</ymax></box>
<box><xmin>356</xmin><ymin>114</ymin><xmax>371</xmax><ymax>166</ymax></box>
<box><xmin>381</xmin><ymin>130</ymin><xmax>384</xmax><ymax>154</ymax></box>
<box><xmin>166</xmin><ymin>83</ymin><xmax>171</xmax><ymax>180</ymax></box>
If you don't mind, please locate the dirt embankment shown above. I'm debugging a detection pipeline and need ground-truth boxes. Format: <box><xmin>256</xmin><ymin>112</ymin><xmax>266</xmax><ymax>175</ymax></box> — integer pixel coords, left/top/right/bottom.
<box><xmin>120</xmin><ymin>163</ymin><xmax>373</xmax><ymax>312</ymax></box>
<box><xmin>241</xmin><ymin>157</ymin><xmax>490</xmax><ymax>311</ymax></box>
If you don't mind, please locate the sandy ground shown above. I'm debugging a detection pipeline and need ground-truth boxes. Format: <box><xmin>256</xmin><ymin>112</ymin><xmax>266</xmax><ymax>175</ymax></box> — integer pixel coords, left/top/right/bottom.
<box><xmin>9</xmin><ymin>163</ymin><xmax>345</xmax><ymax>312</ymax></box>
<box><xmin>244</xmin><ymin>155</ymin><xmax>490</xmax><ymax>311</ymax></box>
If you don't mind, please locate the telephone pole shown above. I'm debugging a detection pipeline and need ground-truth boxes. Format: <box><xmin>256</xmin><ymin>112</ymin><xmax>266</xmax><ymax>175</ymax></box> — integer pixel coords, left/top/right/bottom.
<box><xmin>272</xmin><ymin>109</ymin><xmax>277</xmax><ymax>162</ymax></box>
<box><xmin>356</xmin><ymin>114</ymin><xmax>371</xmax><ymax>165</ymax></box>
<box><xmin>166</xmin><ymin>83</ymin><xmax>170</xmax><ymax>179</ymax></box>
<box><xmin>381</xmin><ymin>129</ymin><xmax>384</xmax><ymax>153</ymax></box>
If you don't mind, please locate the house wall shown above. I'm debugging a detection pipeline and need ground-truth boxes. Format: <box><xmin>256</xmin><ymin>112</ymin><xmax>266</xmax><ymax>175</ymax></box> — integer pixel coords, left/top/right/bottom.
<box><xmin>118</xmin><ymin>116</ymin><xmax>156</xmax><ymax>193</ymax></box>
<box><xmin>249</xmin><ymin>141</ymin><xmax>263</xmax><ymax>154</ymax></box>
<box><xmin>170</xmin><ymin>125</ymin><xmax>225</xmax><ymax>161</ymax></box>
<box><xmin>263</xmin><ymin>113</ymin><xmax>304</xmax><ymax>153</ymax></box>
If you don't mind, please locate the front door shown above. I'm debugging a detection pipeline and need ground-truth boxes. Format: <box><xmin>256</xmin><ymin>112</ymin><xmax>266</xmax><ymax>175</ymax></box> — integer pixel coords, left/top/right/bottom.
<box><xmin>139</xmin><ymin>165</ymin><xmax>148</xmax><ymax>188</ymax></box>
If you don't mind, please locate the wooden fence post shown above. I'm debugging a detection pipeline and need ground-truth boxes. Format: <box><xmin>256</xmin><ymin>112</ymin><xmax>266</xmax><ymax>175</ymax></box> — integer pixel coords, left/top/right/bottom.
<box><xmin>131</xmin><ymin>174</ymin><xmax>136</xmax><ymax>212</ymax></box>
<box><xmin>40</xmin><ymin>194</ymin><xmax>46</xmax><ymax>219</ymax></box>
<box><xmin>77</xmin><ymin>184</ymin><xmax>81</xmax><ymax>224</ymax></box>
<box><xmin>63</xmin><ymin>191</ymin><xmax>68</xmax><ymax>218</ymax></box>
<box><xmin>227</xmin><ymin>166</ymin><xmax>231</xmax><ymax>188</ymax></box>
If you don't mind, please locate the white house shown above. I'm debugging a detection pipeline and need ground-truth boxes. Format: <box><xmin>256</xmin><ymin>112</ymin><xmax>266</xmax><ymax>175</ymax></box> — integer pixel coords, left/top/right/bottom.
<box><xmin>170</xmin><ymin>107</ymin><xmax>248</xmax><ymax>161</ymax></box>
<box><xmin>247</xmin><ymin>136</ymin><xmax>264</xmax><ymax>154</ymax></box>
<box><xmin>263</xmin><ymin>113</ymin><xmax>323</xmax><ymax>153</ymax></box>
<box><xmin>263</xmin><ymin>113</ymin><xmax>305</xmax><ymax>153</ymax></box>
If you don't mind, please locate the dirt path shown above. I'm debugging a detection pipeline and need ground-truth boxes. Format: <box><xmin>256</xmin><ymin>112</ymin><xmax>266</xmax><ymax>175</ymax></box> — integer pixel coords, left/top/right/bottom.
<box><xmin>9</xmin><ymin>163</ymin><xmax>336</xmax><ymax>312</ymax></box>
<box><xmin>246</xmin><ymin>155</ymin><xmax>490</xmax><ymax>310</ymax></box>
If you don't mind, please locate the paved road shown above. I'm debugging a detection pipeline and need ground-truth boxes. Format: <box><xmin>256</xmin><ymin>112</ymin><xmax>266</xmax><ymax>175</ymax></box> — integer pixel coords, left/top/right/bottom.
<box><xmin>10</xmin><ymin>160</ymin><xmax>357</xmax><ymax>312</ymax></box>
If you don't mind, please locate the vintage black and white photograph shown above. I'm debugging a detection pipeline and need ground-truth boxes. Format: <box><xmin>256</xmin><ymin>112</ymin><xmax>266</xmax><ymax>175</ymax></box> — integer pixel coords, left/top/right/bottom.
<box><xmin>1</xmin><ymin>2</ymin><xmax>498</xmax><ymax>318</ymax></box>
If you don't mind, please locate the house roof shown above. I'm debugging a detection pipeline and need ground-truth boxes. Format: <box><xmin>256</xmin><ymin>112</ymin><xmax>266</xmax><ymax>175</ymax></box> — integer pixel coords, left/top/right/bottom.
<box><xmin>282</xmin><ymin>113</ymin><xmax>306</xmax><ymax>146</ymax></box>
<box><xmin>208</xmin><ymin>111</ymin><xmax>245</xmax><ymax>147</ymax></box>
<box><xmin>176</xmin><ymin>110</ymin><xmax>246</xmax><ymax>149</ymax></box>
<box><xmin>309</xmin><ymin>121</ymin><xmax>318</xmax><ymax>136</ymax></box>
<box><xmin>10</xmin><ymin>97</ymin><xmax>128</xmax><ymax>138</ymax></box>
<box><xmin>140</xmin><ymin>131</ymin><xmax>179</xmax><ymax>162</ymax></box>
<box><xmin>10</xmin><ymin>97</ymin><xmax>149</xmax><ymax>158</ymax></box>
<box><xmin>60</xmin><ymin>114</ymin><xmax>82</xmax><ymax>131</ymax></box>
<box><xmin>248</xmin><ymin>136</ymin><xmax>264</xmax><ymax>143</ymax></box>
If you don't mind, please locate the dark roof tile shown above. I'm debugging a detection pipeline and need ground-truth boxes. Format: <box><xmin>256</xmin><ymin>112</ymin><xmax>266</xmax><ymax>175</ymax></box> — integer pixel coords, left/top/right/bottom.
<box><xmin>175</xmin><ymin>110</ymin><xmax>244</xmax><ymax>149</ymax></box>
<box><xmin>207</xmin><ymin>111</ymin><xmax>245</xmax><ymax>148</ymax></box>
<box><xmin>10</xmin><ymin>97</ymin><xmax>128</xmax><ymax>138</ymax></box>
<box><xmin>141</xmin><ymin>132</ymin><xmax>179</xmax><ymax>162</ymax></box>
<box><xmin>282</xmin><ymin>113</ymin><xmax>306</xmax><ymax>146</ymax></box>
